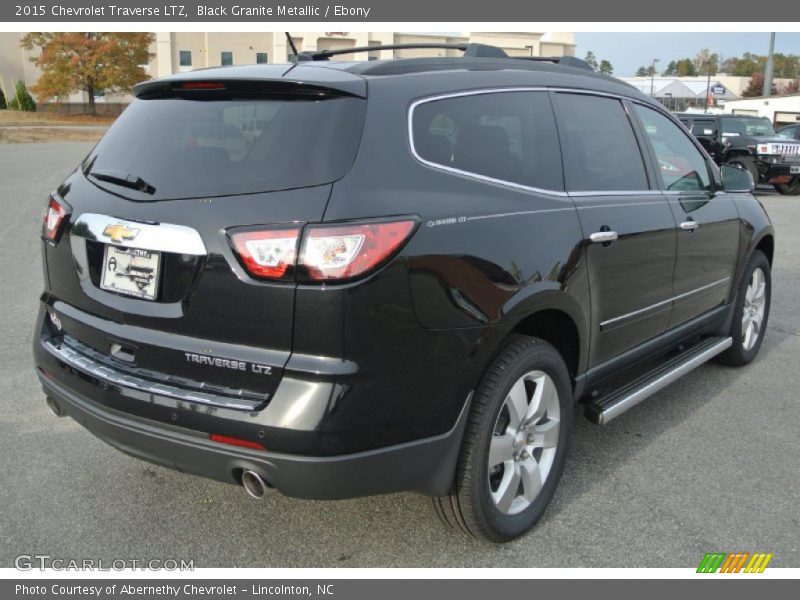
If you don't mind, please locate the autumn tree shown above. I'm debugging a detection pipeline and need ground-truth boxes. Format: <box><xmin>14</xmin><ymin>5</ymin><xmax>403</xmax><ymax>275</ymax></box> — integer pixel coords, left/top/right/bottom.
<box><xmin>743</xmin><ymin>72</ymin><xmax>777</xmax><ymax>97</ymax></box>
<box><xmin>783</xmin><ymin>79</ymin><xmax>800</xmax><ymax>94</ymax></box>
<box><xmin>20</xmin><ymin>32</ymin><xmax>154</xmax><ymax>114</ymax></box>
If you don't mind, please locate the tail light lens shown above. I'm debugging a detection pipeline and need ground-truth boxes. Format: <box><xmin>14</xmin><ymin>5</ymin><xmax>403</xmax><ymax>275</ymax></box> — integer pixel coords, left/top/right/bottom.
<box><xmin>43</xmin><ymin>196</ymin><xmax>69</xmax><ymax>242</ymax></box>
<box><xmin>229</xmin><ymin>227</ymin><xmax>300</xmax><ymax>281</ymax></box>
<box><xmin>299</xmin><ymin>220</ymin><xmax>417</xmax><ymax>282</ymax></box>
<box><xmin>228</xmin><ymin>218</ymin><xmax>418</xmax><ymax>283</ymax></box>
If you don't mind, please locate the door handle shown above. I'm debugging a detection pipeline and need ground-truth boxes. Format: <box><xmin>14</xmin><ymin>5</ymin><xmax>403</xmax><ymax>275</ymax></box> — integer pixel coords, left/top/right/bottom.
<box><xmin>680</xmin><ymin>220</ymin><xmax>699</xmax><ymax>231</ymax></box>
<box><xmin>589</xmin><ymin>230</ymin><xmax>618</xmax><ymax>244</ymax></box>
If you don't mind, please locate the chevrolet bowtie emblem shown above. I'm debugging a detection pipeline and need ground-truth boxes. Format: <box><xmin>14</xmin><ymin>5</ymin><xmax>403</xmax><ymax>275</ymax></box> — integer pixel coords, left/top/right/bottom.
<box><xmin>102</xmin><ymin>223</ymin><xmax>140</xmax><ymax>243</ymax></box>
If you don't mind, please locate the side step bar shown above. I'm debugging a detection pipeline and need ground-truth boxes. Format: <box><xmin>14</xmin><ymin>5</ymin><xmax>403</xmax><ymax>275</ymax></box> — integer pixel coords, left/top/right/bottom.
<box><xmin>585</xmin><ymin>336</ymin><xmax>732</xmax><ymax>425</ymax></box>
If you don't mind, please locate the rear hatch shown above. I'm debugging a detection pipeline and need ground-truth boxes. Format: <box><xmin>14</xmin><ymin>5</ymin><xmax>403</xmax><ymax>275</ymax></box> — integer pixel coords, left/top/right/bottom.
<box><xmin>42</xmin><ymin>66</ymin><xmax>366</xmax><ymax>406</ymax></box>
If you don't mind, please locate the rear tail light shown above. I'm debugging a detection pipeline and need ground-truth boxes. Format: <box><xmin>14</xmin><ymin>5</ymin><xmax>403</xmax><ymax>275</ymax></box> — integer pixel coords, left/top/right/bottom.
<box><xmin>229</xmin><ymin>227</ymin><xmax>301</xmax><ymax>281</ymax></box>
<box><xmin>43</xmin><ymin>196</ymin><xmax>69</xmax><ymax>242</ymax></box>
<box><xmin>209</xmin><ymin>433</ymin><xmax>267</xmax><ymax>451</ymax></box>
<box><xmin>299</xmin><ymin>220</ymin><xmax>417</xmax><ymax>282</ymax></box>
<box><xmin>228</xmin><ymin>218</ymin><xmax>418</xmax><ymax>283</ymax></box>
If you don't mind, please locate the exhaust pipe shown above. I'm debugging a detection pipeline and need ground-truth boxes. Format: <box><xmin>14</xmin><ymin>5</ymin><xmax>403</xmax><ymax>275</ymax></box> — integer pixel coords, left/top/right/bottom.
<box><xmin>241</xmin><ymin>470</ymin><xmax>272</xmax><ymax>499</ymax></box>
<box><xmin>46</xmin><ymin>396</ymin><xmax>65</xmax><ymax>418</ymax></box>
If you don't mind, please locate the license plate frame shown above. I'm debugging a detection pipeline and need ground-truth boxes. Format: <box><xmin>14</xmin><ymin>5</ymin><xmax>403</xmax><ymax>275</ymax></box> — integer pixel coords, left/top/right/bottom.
<box><xmin>790</xmin><ymin>165</ymin><xmax>800</xmax><ymax>174</ymax></box>
<box><xmin>100</xmin><ymin>245</ymin><xmax>161</xmax><ymax>301</ymax></box>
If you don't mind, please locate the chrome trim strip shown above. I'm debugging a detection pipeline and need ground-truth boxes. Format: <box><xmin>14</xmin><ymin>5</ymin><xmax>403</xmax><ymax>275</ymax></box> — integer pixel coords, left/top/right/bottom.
<box><xmin>600</xmin><ymin>277</ymin><xmax>730</xmax><ymax>329</ymax></box>
<box><xmin>43</xmin><ymin>337</ymin><xmax>262</xmax><ymax>411</ymax></box>
<box><xmin>597</xmin><ymin>337</ymin><xmax>732</xmax><ymax>424</ymax></box>
<box><xmin>407</xmin><ymin>87</ymin><xmax>664</xmax><ymax>198</ymax></box>
<box><xmin>72</xmin><ymin>213</ymin><xmax>207</xmax><ymax>256</ymax></box>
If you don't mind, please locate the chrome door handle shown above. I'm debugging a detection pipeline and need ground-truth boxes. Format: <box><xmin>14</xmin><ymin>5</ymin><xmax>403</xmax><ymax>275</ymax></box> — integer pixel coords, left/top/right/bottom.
<box><xmin>680</xmin><ymin>220</ymin><xmax>699</xmax><ymax>231</ymax></box>
<box><xmin>590</xmin><ymin>230</ymin><xmax>618</xmax><ymax>243</ymax></box>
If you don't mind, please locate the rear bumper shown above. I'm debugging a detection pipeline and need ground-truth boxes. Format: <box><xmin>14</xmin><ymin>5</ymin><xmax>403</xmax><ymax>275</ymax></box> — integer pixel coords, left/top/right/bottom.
<box><xmin>39</xmin><ymin>371</ymin><xmax>468</xmax><ymax>499</ymax></box>
<box><xmin>758</xmin><ymin>159</ymin><xmax>800</xmax><ymax>182</ymax></box>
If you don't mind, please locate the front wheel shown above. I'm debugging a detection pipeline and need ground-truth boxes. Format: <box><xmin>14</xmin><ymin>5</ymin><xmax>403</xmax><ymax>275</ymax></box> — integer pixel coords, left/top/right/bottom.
<box><xmin>433</xmin><ymin>336</ymin><xmax>572</xmax><ymax>542</ymax></box>
<box><xmin>719</xmin><ymin>250</ymin><xmax>771</xmax><ymax>366</ymax></box>
<box><xmin>774</xmin><ymin>177</ymin><xmax>800</xmax><ymax>195</ymax></box>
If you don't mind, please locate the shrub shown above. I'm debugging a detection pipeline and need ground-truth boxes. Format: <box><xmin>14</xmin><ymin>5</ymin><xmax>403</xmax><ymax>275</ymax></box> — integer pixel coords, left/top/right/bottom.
<box><xmin>0</xmin><ymin>86</ymin><xmax>6</xmax><ymax>109</ymax></box>
<box><xmin>7</xmin><ymin>81</ymin><xmax>36</xmax><ymax>111</ymax></box>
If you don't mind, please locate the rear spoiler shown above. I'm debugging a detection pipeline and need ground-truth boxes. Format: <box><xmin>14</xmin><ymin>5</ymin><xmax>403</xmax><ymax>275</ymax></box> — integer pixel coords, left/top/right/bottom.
<box><xmin>133</xmin><ymin>77</ymin><xmax>366</xmax><ymax>100</ymax></box>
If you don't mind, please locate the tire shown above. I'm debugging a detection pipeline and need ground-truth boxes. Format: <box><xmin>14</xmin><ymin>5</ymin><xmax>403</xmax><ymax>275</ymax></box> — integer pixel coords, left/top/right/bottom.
<box><xmin>433</xmin><ymin>335</ymin><xmax>572</xmax><ymax>542</ymax></box>
<box><xmin>727</xmin><ymin>158</ymin><xmax>759</xmax><ymax>186</ymax></box>
<box><xmin>719</xmin><ymin>250</ymin><xmax>771</xmax><ymax>367</ymax></box>
<box><xmin>774</xmin><ymin>177</ymin><xmax>800</xmax><ymax>196</ymax></box>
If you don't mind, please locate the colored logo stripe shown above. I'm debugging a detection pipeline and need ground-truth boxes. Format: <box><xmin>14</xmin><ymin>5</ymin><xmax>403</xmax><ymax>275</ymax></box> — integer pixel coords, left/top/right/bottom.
<box><xmin>697</xmin><ymin>552</ymin><xmax>773</xmax><ymax>573</ymax></box>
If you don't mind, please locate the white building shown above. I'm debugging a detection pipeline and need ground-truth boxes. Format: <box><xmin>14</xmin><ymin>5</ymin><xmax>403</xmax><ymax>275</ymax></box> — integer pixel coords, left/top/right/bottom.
<box><xmin>619</xmin><ymin>76</ymin><xmax>738</xmax><ymax>111</ymax></box>
<box><xmin>722</xmin><ymin>93</ymin><xmax>800</xmax><ymax>127</ymax></box>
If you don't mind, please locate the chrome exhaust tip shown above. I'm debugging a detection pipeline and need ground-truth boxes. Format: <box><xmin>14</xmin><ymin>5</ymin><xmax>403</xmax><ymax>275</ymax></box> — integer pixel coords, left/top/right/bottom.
<box><xmin>241</xmin><ymin>470</ymin><xmax>271</xmax><ymax>499</ymax></box>
<box><xmin>46</xmin><ymin>396</ymin><xmax>65</xmax><ymax>418</ymax></box>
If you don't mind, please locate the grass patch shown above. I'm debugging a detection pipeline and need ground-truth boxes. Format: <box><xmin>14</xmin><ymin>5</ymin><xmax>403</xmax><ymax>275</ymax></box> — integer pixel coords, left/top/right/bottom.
<box><xmin>0</xmin><ymin>110</ymin><xmax>116</xmax><ymax>126</ymax></box>
<box><xmin>0</xmin><ymin>127</ymin><xmax>105</xmax><ymax>144</ymax></box>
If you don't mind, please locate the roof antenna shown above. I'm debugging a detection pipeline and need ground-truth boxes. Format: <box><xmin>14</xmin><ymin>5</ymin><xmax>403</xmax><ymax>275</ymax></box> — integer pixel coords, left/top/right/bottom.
<box><xmin>285</xmin><ymin>33</ymin><xmax>299</xmax><ymax>62</ymax></box>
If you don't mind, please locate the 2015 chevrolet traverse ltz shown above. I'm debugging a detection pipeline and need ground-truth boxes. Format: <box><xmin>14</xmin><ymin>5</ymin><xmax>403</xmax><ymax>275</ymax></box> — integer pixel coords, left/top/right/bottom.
<box><xmin>34</xmin><ymin>43</ymin><xmax>774</xmax><ymax>542</ymax></box>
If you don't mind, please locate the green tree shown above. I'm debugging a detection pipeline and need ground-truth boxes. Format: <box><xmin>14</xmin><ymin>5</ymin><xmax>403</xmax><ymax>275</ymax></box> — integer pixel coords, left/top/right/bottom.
<box><xmin>635</xmin><ymin>66</ymin><xmax>648</xmax><ymax>76</ymax></box>
<box><xmin>583</xmin><ymin>51</ymin><xmax>598</xmax><ymax>71</ymax></box>
<box><xmin>7</xmin><ymin>81</ymin><xmax>36</xmax><ymax>111</ymax></box>
<box><xmin>662</xmin><ymin>60</ymin><xmax>678</xmax><ymax>76</ymax></box>
<box><xmin>0</xmin><ymin>85</ymin><xmax>6</xmax><ymax>109</ymax></box>
<box><xmin>676</xmin><ymin>58</ymin><xmax>697</xmax><ymax>76</ymax></box>
<box><xmin>598</xmin><ymin>60</ymin><xmax>614</xmax><ymax>75</ymax></box>
<box><xmin>20</xmin><ymin>32</ymin><xmax>154</xmax><ymax>114</ymax></box>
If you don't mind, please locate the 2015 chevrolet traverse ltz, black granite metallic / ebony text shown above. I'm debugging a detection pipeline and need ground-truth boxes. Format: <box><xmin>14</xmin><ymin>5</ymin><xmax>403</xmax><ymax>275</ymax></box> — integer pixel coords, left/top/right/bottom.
<box><xmin>33</xmin><ymin>43</ymin><xmax>774</xmax><ymax>542</ymax></box>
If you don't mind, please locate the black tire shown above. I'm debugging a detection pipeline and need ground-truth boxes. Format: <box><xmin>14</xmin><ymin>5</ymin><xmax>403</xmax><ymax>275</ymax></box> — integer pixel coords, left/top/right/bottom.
<box><xmin>774</xmin><ymin>177</ymin><xmax>800</xmax><ymax>196</ymax></box>
<box><xmin>727</xmin><ymin>158</ymin><xmax>759</xmax><ymax>187</ymax></box>
<box><xmin>433</xmin><ymin>335</ymin><xmax>572</xmax><ymax>542</ymax></box>
<box><xmin>719</xmin><ymin>250</ymin><xmax>771</xmax><ymax>367</ymax></box>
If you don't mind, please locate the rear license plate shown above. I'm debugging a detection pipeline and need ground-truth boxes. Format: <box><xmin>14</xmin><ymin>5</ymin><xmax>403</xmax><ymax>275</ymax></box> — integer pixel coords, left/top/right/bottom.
<box><xmin>100</xmin><ymin>245</ymin><xmax>160</xmax><ymax>301</ymax></box>
<box><xmin>790</xmin><ymin>166</ymin><xmax>800</xmax><ymax>174</ymax></box>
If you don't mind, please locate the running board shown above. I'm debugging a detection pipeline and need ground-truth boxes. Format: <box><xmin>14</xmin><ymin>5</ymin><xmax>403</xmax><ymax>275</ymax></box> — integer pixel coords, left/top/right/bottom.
<box><xmin>585</xmin><ymin>336</ymin><xmax>732</xmax><ymax>425</ymax></box>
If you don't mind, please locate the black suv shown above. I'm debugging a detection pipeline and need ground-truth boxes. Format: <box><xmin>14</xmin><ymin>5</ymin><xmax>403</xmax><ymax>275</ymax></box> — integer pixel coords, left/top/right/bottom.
<box><xmin>677</xmin><ymin>112</ymin><xmax>800</xmax><ymax>195</ymax></box>
<box><xmin>34</xmin><ymin>44</ymin><xmax>774</xmax><ymax>542</ymax></box>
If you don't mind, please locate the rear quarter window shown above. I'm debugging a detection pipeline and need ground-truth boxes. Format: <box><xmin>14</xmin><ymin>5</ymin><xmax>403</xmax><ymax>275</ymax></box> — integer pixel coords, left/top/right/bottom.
<box><xmin>410</xmin><ymin>91</ymin><xmax>564</xmax><ymax>192</ymax></box>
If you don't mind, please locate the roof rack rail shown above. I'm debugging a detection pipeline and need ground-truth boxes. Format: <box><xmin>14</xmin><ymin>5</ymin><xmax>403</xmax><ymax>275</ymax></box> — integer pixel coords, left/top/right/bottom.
<box><xmin>294</xmin><ymin>42</ymin><xmax>509</xmax><ymax>62</ymax></box>
<box><xmin>514</xmin><ymin>56</ymin><xmax>595</xmax><ymax>71</ymax></box>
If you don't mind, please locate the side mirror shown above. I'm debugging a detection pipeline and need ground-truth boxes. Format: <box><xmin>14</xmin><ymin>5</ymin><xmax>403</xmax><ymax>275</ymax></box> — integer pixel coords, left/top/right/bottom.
<box><xmin>720</xmin><ymin>163</ymin><xmax>755</xmax><ymax>193</ymax></box>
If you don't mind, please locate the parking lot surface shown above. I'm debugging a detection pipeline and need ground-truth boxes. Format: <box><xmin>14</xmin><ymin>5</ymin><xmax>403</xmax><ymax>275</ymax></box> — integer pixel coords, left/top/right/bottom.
<box><xmin>1</xmin><ymin>142</ymin><xmax>798</xmax><ymax>568</ymax></box>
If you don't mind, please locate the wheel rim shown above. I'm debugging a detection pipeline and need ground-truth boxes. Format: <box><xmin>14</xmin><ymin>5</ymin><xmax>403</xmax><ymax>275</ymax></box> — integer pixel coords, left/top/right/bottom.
<box><xmin>488</xmin><ymin>370</ymin><xmax>560</xmax><ymax>515</ymax></box>
<box><xmin>741</xmin><ymin>267</ymin><xmax>767</xmax><ymax>351</ymax></box>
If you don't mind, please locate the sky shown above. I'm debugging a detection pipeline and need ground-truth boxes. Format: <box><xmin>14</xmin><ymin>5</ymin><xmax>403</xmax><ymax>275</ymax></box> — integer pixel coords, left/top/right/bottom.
<box><xmin>574</xmin><ymin>32</ymin><xmax>800</xmax><ymax>77</ymax></box>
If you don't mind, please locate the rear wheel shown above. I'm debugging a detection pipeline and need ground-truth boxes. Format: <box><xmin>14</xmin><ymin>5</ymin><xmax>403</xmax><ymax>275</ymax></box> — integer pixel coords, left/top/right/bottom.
<box><xmin>774</xmin><ymin>177</ymin><xmax>800</xmax><ymax>195</ymax></box>
<box><xmin>719</xmin><ymin>250</ymin><xmax>771</xmax><ymax>366</ymax></box>
<box><xmin>433</xmin><ymin>336</ymin><xmax>572</xmax><ymax>542</ymax></box>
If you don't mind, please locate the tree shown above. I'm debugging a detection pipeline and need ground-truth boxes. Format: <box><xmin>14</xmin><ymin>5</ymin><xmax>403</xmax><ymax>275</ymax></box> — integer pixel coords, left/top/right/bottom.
<box><xmin>782</xmin><ymin>79</ymin><xmax>800</xmax><ymax>94</ymax></box>
<box><xmin>662</xmin><ymin>60</ymin><xmax>678</xmax><ymax>76</ymax></box>
<box><xmin>693</xmin><ymin>48</ymin><xmax>719</xmax><ymax>75</ymax></box>
<box><xmin>598</xmin><ymin>60</ymin><xmax>614</xmax><ymax>75</ymax></box>
<box><xmin>20</xmin><ymin>32</ymin><xmax>154</xmax><ymax>114</ymax></box>
<box><xmin>635</xmin><ymin>66</ymin><xmax>648</xmax><ymax>77</ymax></box>
<box><xmin>7</xmin><ymin>81</ymin><xmax>35</xmax><ymax>111</ymax></box>
<box><xmin>583</xmin><ymin>51</ymin><xmax>598</xmax><ymax>71</ymax></box>
<box><xmin>743</xmin><ymin>72</ymin><xmax>777</xmax><ymax>97</ymax></box>
<box><xmin>0</xmin><ymin>85</ymin><xmax>6</xmax><ymax>110</ymax></box>
<box><xmin>675</xmin><ymin>58</ymin><xmax>697</xmax><ymax>76</ymax></box>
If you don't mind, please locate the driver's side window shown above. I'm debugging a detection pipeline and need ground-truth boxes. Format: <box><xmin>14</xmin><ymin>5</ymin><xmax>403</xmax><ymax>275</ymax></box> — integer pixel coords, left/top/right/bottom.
<box><xmin>633</xmin><ymin>104</ymin><xmax>713</xmax><ymax>193</ymax></box>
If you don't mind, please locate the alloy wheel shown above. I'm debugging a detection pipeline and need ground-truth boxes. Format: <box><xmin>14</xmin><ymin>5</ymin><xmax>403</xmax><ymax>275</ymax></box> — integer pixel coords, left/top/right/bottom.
<box><xmin>742</xmin><ymin>267</ymin><xmax>767</xmax><ymax>351</ymax></box>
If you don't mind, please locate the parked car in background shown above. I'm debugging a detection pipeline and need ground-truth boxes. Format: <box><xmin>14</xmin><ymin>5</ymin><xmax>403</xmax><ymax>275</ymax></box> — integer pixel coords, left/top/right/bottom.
<box><xmin>776</xmin><ymin>123</ymin><xmax>800</xmax><ymax>141</ymax></box>
<box><xmin>677</xmin><ymin>113</ymin><xmax>800</xmax><ymax>195</ymax></box>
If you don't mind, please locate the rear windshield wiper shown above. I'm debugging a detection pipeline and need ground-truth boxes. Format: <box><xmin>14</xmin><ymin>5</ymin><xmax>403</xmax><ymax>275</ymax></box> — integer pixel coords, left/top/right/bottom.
<box><xmin>89</xmin><ymin>169</ymin><xmax>156</xmax><ymax>195</ymax></box>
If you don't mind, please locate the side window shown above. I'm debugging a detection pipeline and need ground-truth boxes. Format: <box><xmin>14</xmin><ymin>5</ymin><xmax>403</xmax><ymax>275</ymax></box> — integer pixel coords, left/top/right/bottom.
<box><xmin>411</xmin><ymin>91</ymin><xmax>563</xmax><ymax>191</ymax></box>
<box><xmin>554</xmin><ymin>93</ymin><xmax>649</xmax><ymax>192</ymax></box>
<box><xmin>691</xmin><ymin>120</ymin><xmax>717</xmax><ymax>137</ymax></box>
<box><xmin>633</xmin><ymin>104</ymin><xmax>712</xmax><ymax>192</ymax></box>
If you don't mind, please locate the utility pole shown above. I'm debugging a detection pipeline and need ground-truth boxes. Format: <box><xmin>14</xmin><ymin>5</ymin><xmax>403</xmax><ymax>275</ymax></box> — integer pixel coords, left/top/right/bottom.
<box><xmin>650</xmin><ymin>58</ymin><xmax>660</xmax><ymax>96</ymax></box>
<box><xmin>763</xmin><ymin>32</ymin><xmax>776</xmax><ymax>97</ymax></box>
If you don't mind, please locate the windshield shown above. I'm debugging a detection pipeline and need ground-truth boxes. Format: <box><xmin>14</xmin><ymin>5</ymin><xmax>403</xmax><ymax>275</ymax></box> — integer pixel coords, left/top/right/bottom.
<box><xmin>83</xmin><ymin>95</ymin><xmax>366</xmax><ymax>200</ymax></box>
<box><xmin>720</xmin><ymin>116</ymin><xmax>776</xmax><ymax>137</ymax></box>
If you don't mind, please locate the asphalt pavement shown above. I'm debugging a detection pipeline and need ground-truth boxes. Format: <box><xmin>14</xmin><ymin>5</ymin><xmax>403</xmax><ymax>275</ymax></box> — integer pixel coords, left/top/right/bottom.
<box><xmin>1</xmin><ymin>142</ymin><xmax>798</xmax><ymax>568</ymax></box>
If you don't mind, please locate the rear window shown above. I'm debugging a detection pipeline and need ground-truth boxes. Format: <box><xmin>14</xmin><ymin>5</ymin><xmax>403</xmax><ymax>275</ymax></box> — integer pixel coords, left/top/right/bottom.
<box><xmin>84</xmin><ymin>95</ymin><xmax>366</xmax><ymax>200</ymax></box>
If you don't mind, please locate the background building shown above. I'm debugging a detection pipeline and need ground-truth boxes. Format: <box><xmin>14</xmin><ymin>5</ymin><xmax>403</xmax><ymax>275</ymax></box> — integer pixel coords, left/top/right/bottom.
<box><xmin>0</xmin><ymin>31</ymin><xmax>575</xmax><ymax>113</ymax></box>
<box><xmin>619</xmin><ymin>76</ymin><xmax>739</xmax><ymax>111</ymax></box>
<box><xmin>722</xmin><ymin>93</ymin><xmax>800</xmax><ymax>127</ymax></box>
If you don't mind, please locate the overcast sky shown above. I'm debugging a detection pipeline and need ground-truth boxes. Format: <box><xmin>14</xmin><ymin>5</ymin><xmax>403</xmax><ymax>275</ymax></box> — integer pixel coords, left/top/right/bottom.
<box><xmin>574</xmin><ymin>32</ymin><xmax>800</xmax><ymax>76</ymax></box>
